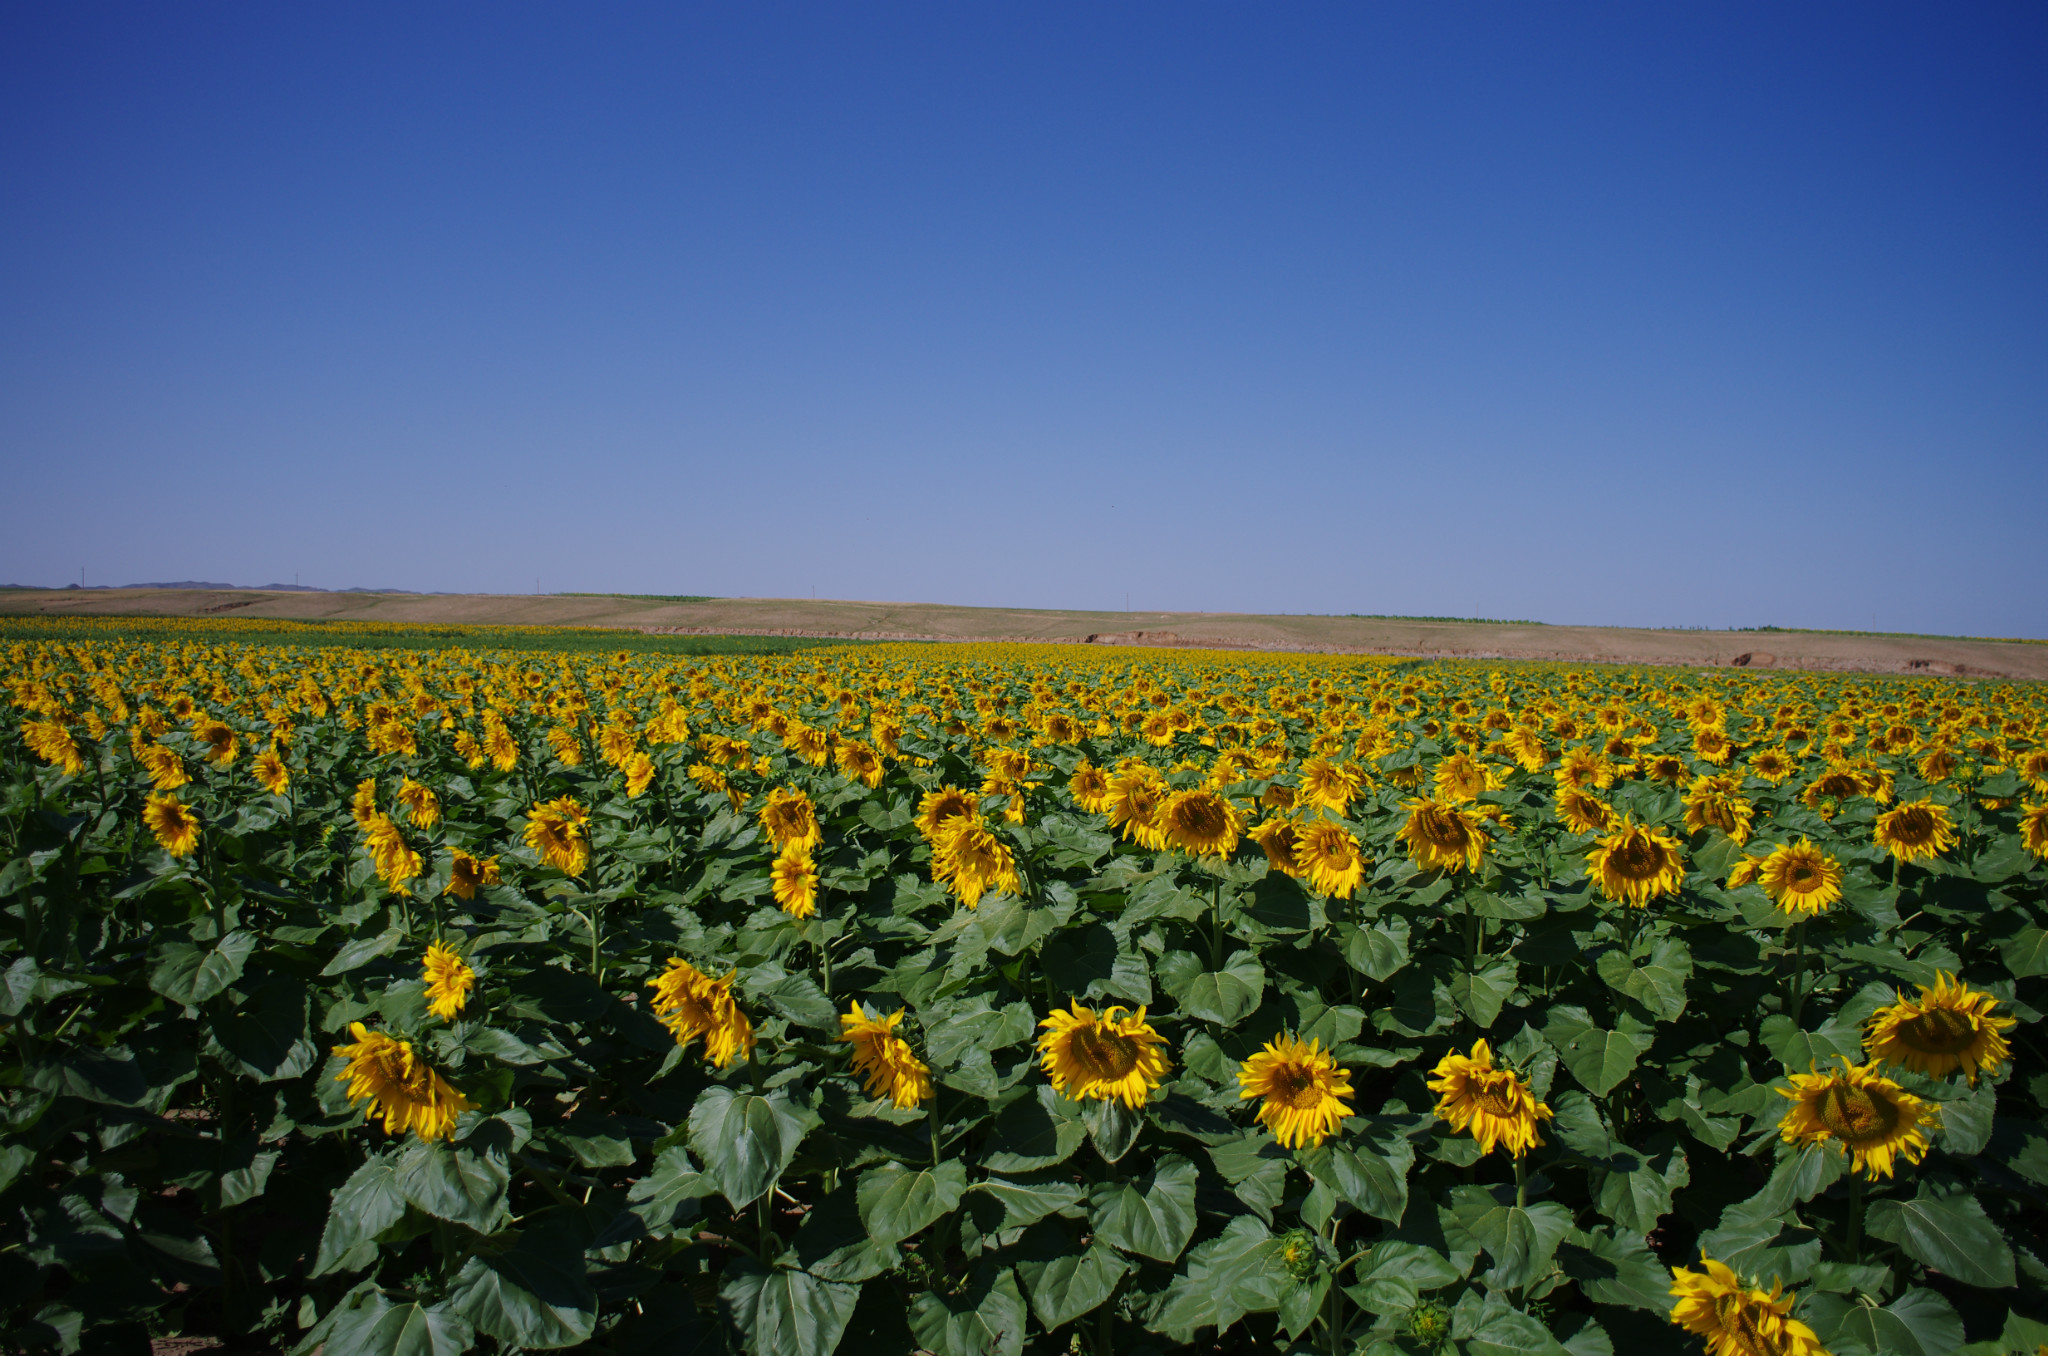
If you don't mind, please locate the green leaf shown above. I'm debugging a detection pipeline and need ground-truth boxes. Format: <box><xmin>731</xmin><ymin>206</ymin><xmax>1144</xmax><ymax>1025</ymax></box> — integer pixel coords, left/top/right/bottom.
<box><xmin>1556</xmin><ymin>1228</ymin><xmax>1671</xmax><ymax>1313</ymax></box>
<box><xmin>687</xmin><ymin>1085</ymin><xmax>813</xmax><ymax>1210</ymax></box>
<box><xmin>321</xmin><ymin>927</ymin><xmax>405</xmax><ymax>976</ymax></box>
<box><xmin>148</xmin><ymin>930</ymin><xmax>257</xmax><ymax>1004</ymax></box>
<box><xmin>983</xmin><ymin>1085</ymin><xmax>1085</xmax><ymax>1173</ymax></box>
<box><xmin>622</xmin><ymin>1146</ymin><xmax>714</xmax><ymax>1240</ymax></box>
<box><xmin>857</xmin><ymin>1160</ymin><xmax>968</xmax><ymax>1246</ymax></box>
<box><xmin>1447</xmin><ymin>1186</ymin><xmax>1573</xmax><ymax>1290</ymax></box>
<box><xmin>2000</xmin><ymin>925</ymin><xmax>2048</xmax><ymax>979</ymax></box>
<box><xmin>1302</xmin><ymin>1131</ymin><xmax>1415</xmax><ymax>1225</ymax></box>
<box><xmin>324</xmin><ymin>1293</ymin><xmax>474</xmax><ymax>1356</ymax></box>
<box><xmin>449</xmin><ymin>1234</ymin><xmax>598</xmax><ymax>1350</ymax></box>
<box><xmin>205</xmin><ymin>974</ymin><xmax>316</xmax><ymax>1081</ymax></box>
<box><xmin>1758</xmin><ymin>1014</ymin><xmax>1864</xmax><ymax>1074</ymax></box>
<box><xmin>1449</xmin><ymin>960</ymin><xmax>1519</xmax><ymax>1029</ymax></box>
<box><xmin>720</xmin><ymin>1259</ymin><xmax>860</xmax><ymax>1356</ymax></box>
<box><xmin>1595</xmin><ymin>937</ymin><xmax>1691</xmax><ymax>1021</ymax></box>
<box><xmin>1457</xmin><ymin>1291</ymin><xmax>1575</xmax><ymax>1355</ymax></box>
<box><xmin>1806</xmin><ymin>1286</ymin><xmax>1963</xmax><ymax>1356</ymax></box>
<box><xmin>1543</xmin><ymin>1005</ymin><xmax>1653</xmax><ymax>1097</ymax></box>
<box><xmin>1083</xmin><ymin>1095</ymin><xmax>1144</xmax><ymax>1163</ymax></box>
<box><xmin>747</xmin><ymin>972</ymin><xmax>838</xmax><ymax>1031</ymax></box>
<box><xmin>1089</xmin><ymin>1154</ymin><xmax>1198</xmax><ymax>1263</ymax></box>
<box><xmin>1345</xmin><ymin>917</ymin><xmax>1411</xmax><ymax>982</ymax></box>
<box><xmin>1147</xmin><ymin>1215</ymin><xmax>1292</xmax><ymax>1342</ymax></box>
<box><xmin>1157</xmin><ymin>949</ymin><xmax>1265</xmax><ymax>1026</ymax></box>
<box><xmin>1594</xmin><ymin>1146</ymin><xmax>1688</xmax><ymax>1234</ymax></box>
<box><xmin>395</xmin><ymin>1140</ymin><xmax>509</xmax><ymax>1232</ymax></box>
<box><xmin>1017</xmin><ymin>1241</ymin><xmax>1128</xmax><ymax>1331</ymax></box>
<box><xmin>970</xmin><ymin>1177</ymin><xmax>1085</xmax><ymax>1231</ymax></box>
<box><xmin>1865</xmin><ymin>1189</ymin><xmax>2016</xmax><ymax>1290</ymax></box>
<box><xmin>908</xmin><ymin>1264</ymin><xmax>1027</xmax><ymax>1356</ymax></box>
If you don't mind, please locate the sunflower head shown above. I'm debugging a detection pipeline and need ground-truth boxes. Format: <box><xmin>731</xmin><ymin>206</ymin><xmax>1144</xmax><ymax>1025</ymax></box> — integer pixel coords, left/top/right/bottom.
<box><xmin>1777</xmin><ymin>1058</ymin><xmax>1938</xmax><ymax>1179</ymax></box>
<box><xmin>915</xmin><ymin>785</ymin><xmax>980</xmax><ymax>840</ymax></box>
<box><xmin>421</xmin><ymin>942</ymin><xmax>476</xmax><ymax>1021</ymax></box>
<box><xmin>647</xmin><ymin>958</ymin><xmax>755</xmax><ymax>1067</ymax></box>
<box><xmin>1585</xmin><ymin>819</ymin><xmax>1686</xmax><ymax>907</ymax></box>
<box><xmin>1249</xmin><ymin>817</ymin><xmax>1307</xmax><ymax>878</ymax></box>
<box><xmin>445</xmin><ymin>849</ymin><xmax>501</xmax><ymax>901</ymax></box>
<box><xmin>253</xmin><ymin>746</ymin><xmax>290</xmax><ymax>795</ymax></box>
<box><xmin>759</xmin><ymin>786</ymin><xmax>822</xmax><ymax>854</ymax></box>
<box><xmin>331</xmin><ymin>1022</ymin><xmax>472</xmax><ymax>1141</ymax></box>
<box><xmin>1238</xmin><ymin>1033</ymin><xmax>1355</xmax><ymax>1149</ymax></box>
<box><xmin>1425</xmin><ymin>1039</ymin><xmax>1551</xmax><ymax>1158</ymax></box>
<box><xmin>1668</xmin><ymin>1255</ymin><xmax>1827</xmax><ymax>1356</ymax></box>
<box><xmin>1397</xmin><ymin>797</ymin><xmax>1489</xmax><ymax>874</ymax></box>
<box><xmin>1863</xmin><ymin>972</ymin><xmax>2014</xmax><ymax>1085</ymax></box>
<box><xmin>771</xmin><ymin>846</ymin><xmax>820</xmax><ymax>919</ymax></box>
<box><xmin>1873</xmin><ymin>799</ymin><xmax>1958</xmax><ymax>863</ymax></box>
<box><xmin>930</xmin><ymin>815</ymin><xmax>1021</xmax><ymax>908</ymax></box>
<box><xmin>1158</xmin><ymin>788</ymin><xmax>1243</xmax><ymax>857</ymax></box>
<box><xmin>1037</xmin><ymin>1002</ymin><xmax>1171</xmax><ymax>1108</ymax></box>
<box><xmin>838</xmin><ymin>1001</ymin><xmax>932</xmax><ymax>1108</ymax></box>
<box><xmin>143</xmin><ymin>791</ymin><xmax>201</xmax><ymax>856</ymax></box>
<box><xmin>1757</xmin><ymin>839</ymin><xmax>1841</xmax><ymax>915</ymax></box>
<box><xmin>1295</xmin><ymin>819</ymin><xmax>1368</xmax><ymax>899</ymax></box>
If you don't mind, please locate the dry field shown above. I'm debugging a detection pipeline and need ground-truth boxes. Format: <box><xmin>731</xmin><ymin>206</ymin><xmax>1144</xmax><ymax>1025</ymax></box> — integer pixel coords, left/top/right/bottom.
<box><xmin>4</xmin><ymin>586</ymin><xmax>2043</xmax><ymax>679</ymax></box>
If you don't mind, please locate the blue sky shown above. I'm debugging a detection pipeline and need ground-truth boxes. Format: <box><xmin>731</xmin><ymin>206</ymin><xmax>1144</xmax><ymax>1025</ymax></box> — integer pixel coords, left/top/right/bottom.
<box><xmin>3</xmin><ymin>4</ymin><xmax>2043</xmax><ymax>635</ymax></box>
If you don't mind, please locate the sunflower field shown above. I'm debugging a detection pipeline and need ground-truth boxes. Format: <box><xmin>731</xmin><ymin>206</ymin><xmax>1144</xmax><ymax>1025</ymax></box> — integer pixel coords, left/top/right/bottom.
<box><xmin>4</xmin><ymin>631</ymin><xmax>2047</xmax><ymax>1356</ymax></box>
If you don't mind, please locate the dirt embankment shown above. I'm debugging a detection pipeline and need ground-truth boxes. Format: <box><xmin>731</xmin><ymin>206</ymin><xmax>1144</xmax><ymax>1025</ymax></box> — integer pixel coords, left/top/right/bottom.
<box><xmin>4</xmin><ymin>589</ymin><xmax>2044</xmax><ymax>680</ymax></box>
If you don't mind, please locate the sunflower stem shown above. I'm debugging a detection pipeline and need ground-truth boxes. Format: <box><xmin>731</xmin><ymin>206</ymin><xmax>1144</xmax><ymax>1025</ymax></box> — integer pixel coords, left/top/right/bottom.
<box><xmin>1846</xmin><ymin>1169</ymin><xmax>1865</xmax><ymax>1262</ymax></box>
<box><xmin>929</xmin><ymin>1087</ymin><xmax>943</xmax><ymax>1169</ymax></box>
<box><xmin>1788</xmin><ymin>919</ymin><xmax>1810</xmax><ymax>1027</ymax></box>
<box><xmin>1514</xmin><ymin>1155</ymin><xmax>1527</xmax><ymax>1210</ymax></box>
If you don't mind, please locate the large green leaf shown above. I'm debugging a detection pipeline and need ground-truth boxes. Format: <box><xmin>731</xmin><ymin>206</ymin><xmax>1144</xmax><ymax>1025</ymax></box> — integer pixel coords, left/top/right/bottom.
<box><xmin>857</xmin><ymin>1159</ymin><xmax>967</xmax><ymax>1246</ymax></box>
<box><xmin>1555</xmin><ymin>1227</ymin><xmax>1671</xmax><ymax>1313</ymax></box>
<box><xmin>720</xmin><ymin>1258</ymin><xmax>861</xmax><ymax>1356</ymax></box>
<box><xmin>687</xmin><ymin>1085</ymin><xmax>814</xmax><ymax>1209</ymax></box>
<box><xmin>1594</xmin><ymin>937</ymin><xmax>1691</xmax><ymax>1020</ymax></box>
<box><xmin>622</xmin><ymin>1146</ymin><xmax>714</xmax><ymax>1240</ymax></box>
<box><xmin>395</xmin><ymin>1140</ymin><xmax>509</xmax><ymax>1232</ymax></box>
<box><xmin>2001</xmin><ymin>925</ymin><xmax>2048</xmax><ymax>979</ymax></box>
<box><xmin>1448</xmin><ymin>960</ymin><xmax>1519</xmax><ymax>1029</ymax></box>
<box><xmin>1543</xmin><ymin>1005</ymin><xmax>1653</xmax><ymax>1097</ymax></box>
<box><xmin>1758</xmin><ymin>1014</ymin><xmax>1864</xmax><ymax>1074</ymax></box>
<box><xmin>1302</xmin><ymin>1131</ymin><xmax>1415</xmax><ymax>1224</ymax></box>
<box><xmin>448</xmin><ymin>1233</ymin><xmax>598</xmax><ymax>1350</ymax></box>
<box><xmin>1089</xmin><ymin>1155</ymin><xmax>1198</xmax><ymax>1263</ymax></box>
<box><xmin>970</xmin><ymin>1176</ymin><xmax>1085</xmax><ymax>1231</ymax></box>
<box><xmin>1344</xmin><ymin>917</ymin><xmax>1411</xmax><ymax>982</ymax></box>
<box><xmin>1866</xmin><ymin>1189</ymin><xmax>2016</xmax><ymax>1289</ymax></box>
<box><xmin>321</xmin><ymin>927</ymin><xmax>405</xmax><ymax>976</ymax></box>
<box><xmin>324</xmin><ymin>1293</ymin><xmax>474</xmax><ymax>1356</ymax></box>
<box><xmin>1156</xmin><ymin>949</ymin><xmax>1265</xmax><ymax>1026</ymax></box>
<box><xmin>148</xmin><ymin>931</ymin><xmax>256</xmax><ymax>1005</ymax></box>
<box><xmin>1147</xmin><ymin>1215</ymin><xmax>1293</xmax><ymax>1343</ymax></box>
<box><xmin>1593</xmin><ymin>1146</ymin><xmax>1687</xmax><ymax>1234</ymax></box>
<box><xmin>983</xmin><ymin>1085</ymin><xmax>1085</xmax><ymax>1172</ymax></box>
<box><xmin>908</xmin><ymin>1265</ymin><xmax>1027</xmax><ymax>1356</ymax></box>
<box><xmin>1446</xmin><ymin>1186</ymin><xmax>1573</xmax><ymax>1291</ymax></box>
<box><xmin>1017</xmin><ymin>1241</ymin><xmax>1128</xmax><ymax>1331</ymax></box>
<box><xmin>1805</xmin><ymin>1286</ymin><xmax>1964</xmax><ymax>1356</ymax></box>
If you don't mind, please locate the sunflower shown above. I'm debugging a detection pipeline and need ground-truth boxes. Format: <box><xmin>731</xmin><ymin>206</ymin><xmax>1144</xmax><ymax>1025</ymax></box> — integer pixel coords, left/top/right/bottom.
<box><xmin>1554</xmin><ymin>747</ymin><xmax>1617</xmax><ymax>791</ymax></box>
<box><xmin>613</xmin><ymin>751</ymin><xmax>654</xmax><ymax>798</ymax></box>
<box><xmin>1668</xmin><ymin>1255</ymin><xmax>1828</xmax><ymax>1356</ymax></box>
<box><xmin>1067</xmin><ymin>763</ymin><xmax>1114</xmax><ymax>815</ymax></box>
<box><xmin>1683</xmin><ymin>784</ymin><xmax>1753</xmax><ymax>845</ymax></box>
<box><xmin>1158</xmin><ymin>788</ymin><xmax>1243</xmax><ymax>857</ymax></box>
<box><xmin>931</xmin><ymin>815</ymin><xmax>1020</xmax><ymax>908</ymax></box>
<box><xmin>1693</xmin><ymin>727</ymin><xmax>1733</xmax><ymax>765</ymax></box>
<box><xmin>838</xmin><ymin>1002</ymin><xmax>932</xmax><ymax>1108</ymax></box>
<box><xmin>1643</xmin><ymin>752</ymin><xmax>1690</xmax><ymax>785</ymax></box>
<box><xmin>1502</xmin><ymin>728</ymin><xmax>1548</xmax><ymax>773</ymax></box>
<box><xmin>1237</xmin><ymin>1034</ymin><xmax>1354</xmax><ymax>1149</ymax></box>
<box><xmin>1777</xmin><ymin>1058</ymin><xmax>1938</xmax><ymax>1179</ymax></box>
<box><xmin>364</xmin><ymin>814</ymin><xmax>423</xmax><ymax>895</ymax></box>
<box><xmin>1397</xmin><ymin>797</ymin><xmax>1489</xmax><ymax>874</ymax></box>
<box><xmin>1863</xmin><ymin>972</ymin><xmax>2014</xmax><ymax>1084</ymax></box>
<box><xmin>1299</xmin><ymin>757</ymin><xmax>1361</xmax><ymax>813</ymax></box>
<box><xmin>445</xmin><ymin>849</ymin><xmax>501</xmax><ymax>900</ymax></box>
<box><xmin>351</xmin><ymin>777</ymin><xmax>380</xmax><ymax>827</ymax></box>
<box><xmin>140</xmin><ymin>743</ymin><xmax>189</xmax><ymax>790</ymax></box>
<box><xmin>1585</xmin><ymin>820</ymin><xmax>1686</xmax><ymax>907</ymax></box>
<box><xmin>1725</xmin><ymin>854</ymin><xmax>1765</xmax><ymax>890</ymax></box>
<box><xmin>1106</xmin><ymin>766</ymin><xmax>1169</xmax><ymax>849</ymax></box>
<box><xmin>1554</xmin><ymin>787</ymin><xmax>1614</xmax><ymax>835</ymax></box>
<box><xmin>2022</xmin><ymin>803</ymin><xmax>2048</xmax><ymax>858</ymax></box>
<box><xmin>759</xmin><ymin>786</ymin><xmax>822</xmax><ymax>855</ymax></box>
<box><xmin>253</xmin><ymin>745</ymin><xmax>290</xmax><ymax>795</ymax></box>
<box><xmin>1872</xmin><ymin>800</ymin><xmax>1957</xmax><ymax>863</ymax></box>
<box><xmin>331</xmin><ymin>1022</ymin><xmax>472</xmax><ymax>1141</ymax></box>
<box><xmin>1426</xmin><ymin>1039</ymin><xmax>1551</xmax><ymax>1158</ymax></box>
<box><xmin>915</xmin><ymin>785</ymin><xmax>980</xmax><ymax>840</ymax></box>
<box><xmin>1757</xmin><ymin>839</ymin><xmax>1841</xmax><ymax>915</ymax></box>
<box><xmin>1296</xmin><ymin>819</ymin><xmax>1367</xmax><ymax>899</ymax></box>
<box><xmin>396</xmin><ymin>777</ymin><xmax>440</xmax><ymax>828</ymax></box>
<box><xmin>647</xmin><ymin>959</ymin><xmax>755</xmax><ymax>1067</ymax></box>
<box><xmin>835</xmin><ymin>739</ymin><xmax>885</xmax><ymax>789</ymax></box>
<box><xmin>1432</xmin><ymin>754</ymin><xmax>1492</xmax><ymax>803</ymax></box>
<box><xmin>1037</xmin><ymin>1002</ymin><xmax>1172</xmax><ymax>1107</ymax></box>
<box><xmin>524</xmin><ymin>796</ymin><xmax>591</xmax><ymax>876</ymax></box>
<box><xmin>422</xmin><ymin>942</ymin><xmax>475</xmax><ymax>1021</ymax></box>
<box><xmin>143</xmin><ymin>791</ymin><xmax>200</xmax><ymax>856</ymax></box>
<box><xmin>771</xmin><ymin>846</ymin><xmax>819</xmax><ymax>919</ymax></box>
<box><xmin>192</xmin><ymin>718</ymin><xmax>238</xmax><ymax>765</ymax></box>
<box><xmin>1748</xmin><ymin>748</ymin><xmax>1795</xmax><ymax>784</ymax></box>
<box><xmin>22</xmin><ymin>720</ymin><xmax>85</xmax><ymax>775</ymax></box>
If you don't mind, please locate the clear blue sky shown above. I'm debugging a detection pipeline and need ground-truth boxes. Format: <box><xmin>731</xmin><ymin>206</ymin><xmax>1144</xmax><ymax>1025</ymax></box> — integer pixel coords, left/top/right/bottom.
<box><xmin>3</xmin><ymin>4</ymin><xmax>2043</xmax><ymax>635</ymax></box>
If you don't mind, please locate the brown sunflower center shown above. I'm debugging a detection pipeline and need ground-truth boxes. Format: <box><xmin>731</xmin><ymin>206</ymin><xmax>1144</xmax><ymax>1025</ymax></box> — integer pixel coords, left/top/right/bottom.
<box><xmin>1899</xmin><ymin>1007</ymin><xmax>1980</xmax><ymax>1055</ymax></box>
<box><xmin>1609</xmin><ymin>837</ymin><xmax>1666</xmax><ymax>880</ymax></box>
<box><xmin>1887</xmin><ymin>809</ymin><xmax>1936</xmax><ymax>845</ymax></box>
<box><xmin>1710</xmin><ymin>1293</ymin><xmax>1777</xmax><ymax>1356</ymax></box>
<box><xmin>1418</xmin><ymin>807</ymin><xmax>1471</xmax><ymax>849</ymax></box>
<box><xmin>1268</xmin><ymin>1063</ymin><xmax>1322</xmax><ymax>1109</ymax></box>
<box><xmin>1468</xmin><ymin>1071</ymin><xmax>1523</xmax><ymax>1117</ymax></box>
<box><xmin>1069</xmin><ymin>1025</ymin><xmax>1142</xmax><ymax>1081</ymax></box>
<box><xmin>1172</xmin><ymin>798</ymin><xmax>1229</xmax><ymax>839</ymax></box>
<box><xmin>1817</xmin><ymin>1083</ymin><xmax>1900</xmax><ymax>1143</ymax></box>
